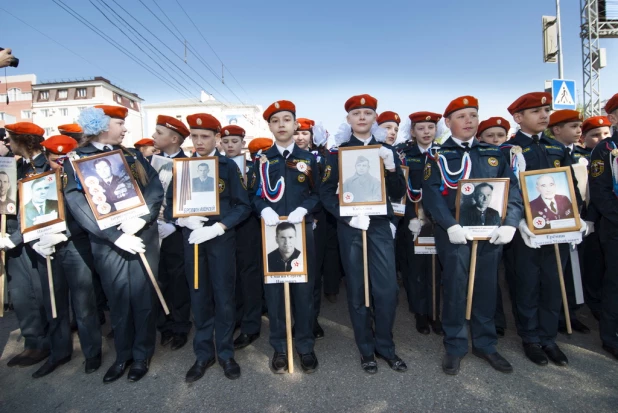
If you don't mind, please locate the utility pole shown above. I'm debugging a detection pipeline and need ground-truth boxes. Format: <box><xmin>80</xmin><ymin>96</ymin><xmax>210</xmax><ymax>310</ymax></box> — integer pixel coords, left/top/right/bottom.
<box><xmin>556</xmin><ymin>0</ymin><xmax>564</xmax><ymax>79</ymax></box>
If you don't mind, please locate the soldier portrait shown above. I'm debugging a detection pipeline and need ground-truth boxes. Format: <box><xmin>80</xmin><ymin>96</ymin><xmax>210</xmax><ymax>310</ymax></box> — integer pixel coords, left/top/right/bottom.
<box><xmin>456</xmin><ymin>178</ymin><xmax>509</xmax><ymax>239</ymax></box>
<box><xmin>19</xmin><ymin>170</ymin><xmax>66</xmax><ymax>241</ymax></box>
<box><xmin>0</xmin><ymin>157</ymin><xmax>17</xmax><ymax>215</ymax></box>
<box><xmin>338</xmin><ymin>145</ymin><xmax>386</xmax><ymax>206</ymax></box>
<box><xmin>261</xmin><ymin>219</ymin><xmax>307</xmax><ymax>278</ymax></box>
<box><xmin>172</xmin><ymin>157</ymin><xmax>220</xmax><ymax>217</ymax></box>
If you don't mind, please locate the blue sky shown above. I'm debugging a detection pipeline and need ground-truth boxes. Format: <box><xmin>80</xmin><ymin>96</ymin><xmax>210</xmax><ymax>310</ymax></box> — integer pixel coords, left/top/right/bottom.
<box><xmin>2</xmin><ymin>0</ymin><xmax>617</xmax><ymax>132</ymax></box>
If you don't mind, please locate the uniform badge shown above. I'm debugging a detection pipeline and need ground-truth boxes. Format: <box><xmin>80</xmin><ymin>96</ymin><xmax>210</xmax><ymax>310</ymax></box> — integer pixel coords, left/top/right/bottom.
<box><xmin>322</xmin><ymin>165</ymin><xmax>331</xmax><ymax>182</ymax></box>
<box><xmin>591</xmin><ymin>160</ymin><xmax>604</xmax><ymax>177</ymax></box>
<box><xmin>238</xmin><ymin>170</ymin><xmax>247</xmax><ymax>190</ymax></box>
<box><xmin>62</xmin><ymin>174</ymin><xmax>68</xmax><ymax>189</ymax></box>
<box><xmin>487</xmin><ymin>157</ymin><xmax>499</xmax><ymax>167</ymax></box>
<box><xmin>553</xmin><ymin>160</ymin><xmax>561</xmax><ymax>168</ymax></box>
<box><xmin>297</xmin><ymin>162</ymin><xmax>307</xmax><ymax>172</ymax></box>
<box><xmin>423</xmin><ymin>163</ymin><xmax>431</xmax><ymax>180</ymax></box>
<box><xmin>612</xmin><ymin>149</ymin><xmax>618</xmax><ymax>157</ymax></box>
<box><xmin>218</xmin><ymin>178</ymin><xmax>225</xmax><ymax>193</ymax></box>
<box><xmin>196</xmin><ymin>118</ymin><xmax>203</xmax><ymax>126</ymax></box>
<box><xmin>260</xmin><ymin>155</ymin><xmax>268</xmax><ymax>164</ymax></box>
<box><xmin>97</xmin><ymin>203</ymin><xmax>111</xmax><ymax>215</ymax></box>
<box><xmin>533</xmin><ymin>216</ymin><xmax>546</xmax><ymax>229</ymax></box>
<box><xmin>6</xmin><ymin>203</ymin><xmax>15</xmax><ymax>214</ymax></box>
<box><xmin>297</xmin><ymin>174</ymin><xmax>306</xmax><ymax>183</ymax></box>
<box><xmin>511</xmin><ymin>146</ymin><xmax>522</xmax><ymax>154</ymax></box>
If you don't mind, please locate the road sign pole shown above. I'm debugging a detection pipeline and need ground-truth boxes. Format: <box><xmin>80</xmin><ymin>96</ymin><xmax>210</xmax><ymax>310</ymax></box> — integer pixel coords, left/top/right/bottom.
<box><xmin>556</xmin><ymin>0</ymin><xmax>564</xmax><ymax>79</ymax></box>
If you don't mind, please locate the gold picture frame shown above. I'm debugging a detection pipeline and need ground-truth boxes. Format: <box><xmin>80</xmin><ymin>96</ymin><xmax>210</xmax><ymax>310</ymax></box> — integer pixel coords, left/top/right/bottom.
<box><xmin>19</xmin><ymin>170</ymin><xmax>66</xmax><ymax>242</ymax></box>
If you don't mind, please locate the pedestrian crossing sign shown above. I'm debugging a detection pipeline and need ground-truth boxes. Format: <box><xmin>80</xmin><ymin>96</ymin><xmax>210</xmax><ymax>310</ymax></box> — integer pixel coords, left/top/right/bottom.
<box><xmin>552</xmin><ymin>79</ymin><xmax>576</xmax><ymax>110</ymax></box>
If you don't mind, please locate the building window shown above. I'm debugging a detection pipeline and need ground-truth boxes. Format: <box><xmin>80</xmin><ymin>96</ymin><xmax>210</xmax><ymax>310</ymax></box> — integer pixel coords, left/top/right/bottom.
<box><xmin>77</xmin><ymin>106</ymin><xmax>86</xmax><ymax>112</ymax></box>
<box><xmin>116</xmin><ymin>94</ymin><xmax>122</xmax><ymax>103</ymax></box>
<box><xmin>76</xmin><ymin>88</ymin><xmax>87</xmax><ymax>98</ymax></box>
<box><xmin>41</xmin><ymin>109</ymin><xmax>50</xmax><ymax>118</ymax></box>
<box><xmin>0</xmin><ymin>112</ymin><xmax>5</xmax><ymax>121</ymax></box>
<box><xmin>57</xmin><ymin>89</ymin><xmax>68</xmax><ymax>100</ymax></box>
<box><xmin>129</xmin><ymin>100</ymin><xmax>134</xmax><ymax>108</ymax></box>
<box><xmin>21</xmin><ymin>110</ymin><xmax>32</xmax><ymax>119</ymax></box>
<box><xmin>38</xmin><ymin>91</ymin><xmax>49</xmax><ymax>101</ymax></box>
<box><xmin>59</xmin><ymin>108</ymin><xmax>68</xmax><ymax>116</ymax></box>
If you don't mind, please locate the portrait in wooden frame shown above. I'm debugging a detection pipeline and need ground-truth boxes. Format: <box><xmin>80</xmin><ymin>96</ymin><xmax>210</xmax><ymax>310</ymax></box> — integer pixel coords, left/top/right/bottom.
<box><xmin>172</xmin><ymin>156</ymin><xmax>220</xmax><ymax>218</ymax></box>
<box><xmin>261</xmin><ymin>217</ymin><xmax>308</xmax><ymax>284</ymax></box>
<box><xmin>19</xmin><ymin>170</ymin><xmax>66</xmax><ymax>242</ymax></box>
<box><xmin>414</xmin><ymin>203</ymin><xmax>437</xmax><ymax>252</ymax></box>
<box><xmin>455</xmin><ymin>178</ymin><xmax>510</xmax><ymax>240</ymax></box>
<box><xmin>0</xmin><ymin>157</ymin><xmax>17</xmax><ymax>215</ymax></box>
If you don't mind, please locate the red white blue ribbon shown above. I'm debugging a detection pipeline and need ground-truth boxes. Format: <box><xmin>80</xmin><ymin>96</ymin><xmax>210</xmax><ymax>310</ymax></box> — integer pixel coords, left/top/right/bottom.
<box><xmin>257</xmin><ymin>157</ymin><xmax>285</xmax><ymax>203</ymax></box>
<box><xmin>435</xmin><ymin>152</ymin><xmax>472</xmax><ymax>190</ymax></box>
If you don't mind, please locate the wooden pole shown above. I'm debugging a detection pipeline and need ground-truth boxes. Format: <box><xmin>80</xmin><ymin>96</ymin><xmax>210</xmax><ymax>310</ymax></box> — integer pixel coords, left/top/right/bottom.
<box><xmin>554</xmin><ymin>244</ymin><xmax>572</xmax><ymax>334</ymax></box>
<box><xmin>46</xmin><ymin>256</ymin><xmax>57</xmax><ymax>319</ymax></box>
<box><xmin>194</xmin><ymin>244</ymin><xmax>199</xmax><ymax>290</ymax></box>
<box><xmin>139</xmin><ymin>252</ymin><xmax>169</xmax><ymax>315</ymax></box>
<box><xmin>465</xmin><ymin>241</ymin><xmax>479</xmax><ymax>321</ymax></box>
<box><xmin>284</xmin><ymin>282</ymin><xmax>294</xmax><ymax>374</ymax></box>
<box><xmin>362</xmin><ymin>229</ymin><xmax>369</xmax><ymax>308</ymax></box>
<box><xmin>0</xmin><ymin>214</ymin><xmax>5</xmax><ymax>317</ymax></box>
<box><xmin>431</xmin><ymin>254</ymin><xmax>436</xmax><ymax>321</ymax></box>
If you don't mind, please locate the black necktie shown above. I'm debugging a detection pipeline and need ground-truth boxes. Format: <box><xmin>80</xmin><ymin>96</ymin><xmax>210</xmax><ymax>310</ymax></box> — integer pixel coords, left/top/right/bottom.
<box><xmin>480</xmin><ymin>211</ymin><xmax>486</xmax><ymax>225</ymax></box>
<box><xmin>103</xmin><ymin>145</ymin><xmax>112</xmax><ymax>152</ymax></box>
<box><xmin>550</xmin><ymin>201</ymin><xmax>557</xmax><ymax>213</ymax></box>
<box><xmin>532</xmin><ymin>135</ymin><xmax>540</xmax><ymax>144</ymax></box>
<box><xmin>461</xmin><ymin>142</ymin><xmax>470</xmax><ymax>152</ymax></box>
<box><xmin>567</xmin><ymin>147</ymin><xmax>572</xmax><ymax>156</ymax></box>
<box><xmin>283</xmin><ymin>150</ymin><xmax>290</xmax><ymax>159</ymax></box>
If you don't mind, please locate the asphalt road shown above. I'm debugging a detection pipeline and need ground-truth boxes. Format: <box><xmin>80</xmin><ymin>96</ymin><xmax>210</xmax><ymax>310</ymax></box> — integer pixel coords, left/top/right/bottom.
<box><xmin>1</xmin><ymin>277</ymin><xmax>617</xmax><ymax>413</ymax></box>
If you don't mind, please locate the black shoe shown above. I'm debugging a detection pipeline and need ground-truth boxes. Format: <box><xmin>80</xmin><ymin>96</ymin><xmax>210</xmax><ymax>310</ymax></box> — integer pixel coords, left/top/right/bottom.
<box><xmin>429</xmin><ymin>318</ymin><xmax>444</xmax><ymax>336</ymax></box>
<box><xmin>103</xmin><ymin>359</ymin><xmax>132</xmax><ymax>383</ymax></box>
<box><xmin>324</xmin><ymin>293</ymin><xmax>337</xmax><ymax>304</ymax></box>
<box><xmin>160</xmin><ymin>331</ymin><xmax>173</xmax><ymax>346</ymax></box>
<box><xmin>70</xmin><ymin>320</ymin><xmax>78</xmax><ymax>332</ymax></box>
<box><xmin>523</xmin><ymin>343</ymin><xmax>548</xmax><ymax>366</ymax></box>
<box><xmin>543</xmin><ymin>344</ymin><xmax>568</xmax><ymax>366</ymax></box>
<box><xmin>442</xmin><ymin>353</ymin><xmax>462</xmax><ymax>375</ymax></box>
<box><xmin>361</xmin><ymin>354</ymin><xmax>378</xmax><ymax>374</ymax></box>
<box><xmin>127</xmin><ymin>359</ymin><xmax>150</xmax><ymax>382</ymax></box>
<box><xmin>13</xmin><ymin>349</ymin><xmax>50</xmax><ymax>367</ymax></box>
<box><xmin>375</xmin><ymin>353</ymin><xmax>407</xmax><ymax>372</ymax></box>
<box><xmin>472</xmin><ymin>349</ymin><xmax>513</xmax><ymax>373</ymax></box>
<box><xmin>415</xmin><ymin>314</ymin><xmax>430</xmax><ymax>335</ymax></box>
<box><xmin>7</xmin><ymin>349</ymin><xmax>30</xmax><ymax>367</ymax></box>
<box><xmin>185</xmin><ymin>358</ymin><xmax>215</xmax><ymax>383</ymax></box>
<box><xmin>299</xmin><ymin>352</ymin><xmax>318</xmax><ymax>373</ymax></box>
<box><xmin>234</xmin><ymin>333</ymin><xmax>260</xmax><ymax>350</ymax></box>
<box><xmin>496</xmin><ymin>326</ymin><xmax>505</xmax><ymax>337</ymax></box>
<box><xmin>571</xmin><ymin>319</ymin><xmax>591</xmax><ymax>334</ymax></box>
<box><xmin>592</xmin><ymin>310</ymin><xmax>602</xmax><ymax>321</ymax></box>
<box><xmin>313</xmin><ymin>322</ymin><xmax>324</xmax><ymax>340</ymax></box>
<box><xmin>85</xmin><ymin>353</ymin><xmax>102</xmax><ymax>374</ymax></box>
<box><xmin>602</xmin><ymin>344</ymin><xmax>618</xmax><ymax>360</ymax></box>
<box><xmin>270</xmin><ymin>352</ymin><xmax>288</xmax><ymax>374</ymax></box>
<box><xmin>219</xmin><ymin>358</ymin><xmax>241</xmax><ymax>380</ymax></box>
<box><xmin>171</xmin><ymin>334</ymin><xmax>188</xmax><ymax>351</ymax></box>
<box><xmin>32</xmin><ymin>355</ymin><xmax>71</xmax><ymax>378</ymax></box>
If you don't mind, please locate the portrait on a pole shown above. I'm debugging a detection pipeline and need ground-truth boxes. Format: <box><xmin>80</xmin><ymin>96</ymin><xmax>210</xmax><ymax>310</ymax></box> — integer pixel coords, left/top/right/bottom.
<box><xmin>261</xmin><ymin>218</ymin><xmax>307</xmax><ymax>283</ymax></box>
<box><xmin>0</xmin><ymin>157</ymin><xmax>17</xmax><ymax>215</ymax></box>
<box><xmin>19</xmin><ymin>170</ymin><xmax>66</xmax><ymax>242</ymax></box>
<box><xmin>338</xmin><ymin>145</ymin><xmax>387</xmax><ymax>216</ymax></box>
<box><xmin>172</xmin><ymin>157</ymin><xmax>220</xmax><ymax>218</ymax></box>
<box><xmin>455</xmin><ymin>178</ymin><xmax>509</xmax><ymax>240</ymax></box>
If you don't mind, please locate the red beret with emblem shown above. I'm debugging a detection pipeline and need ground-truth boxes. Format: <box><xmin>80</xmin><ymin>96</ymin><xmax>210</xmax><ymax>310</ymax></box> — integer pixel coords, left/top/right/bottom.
<box><xmin>248</xmin><ymin>137</ymin><xmax>273</xmax><ymax>154</ymax></box>
<box><xmin>263</xmin><ymin>100</ymin><xmax>296</xmax><ymax>121</ymax></box>
<box><xmin>605</xmin><ymin>93</ymin><xmax>618</xmax><ymax>115</ymax></box>
<box><xmin>409</xmin><ymin>111</ymin><xmax>442</xmax><ymax>124</ymax></box>
<box><xmin>344</xmin><ymin>94</ymin><xmax>378</xmax><ymax>112</ymax></box>
<box><xmin>5</xmin><ymin>122</ymin><xmax>45</xmax><ymax>137</ymax></box>
<box><xmin>58</xmin><ymin>123</ymin><xmax>83</xmax><ymax>134</ymax></box>
<box><xmin>377</xmin><ymin>111</ymin><xmax>400</xmax><ymax>125</ymax></box>
<box><xmin>548</xmin><ymin>109</ymin><xmax>582</xmax><ymax>127</ymax></box>
<box><xmin>444</xmin><ymin>96</ymin><xmax>478</xmax><ymax>118</ymax></box>
<box><xmin>507</xmin><ymin>92</ymin><xmax>551</xmax><ymax>115</ymax></box>
<box><xmin>221</xmin><ymin>125</ymin><xmax>246</xmax><ymax>138</ymax></box>
<box><xmin>42</xmin><ymin>135</ymin><xmax>78</xmax><ymax>155</ymax></box>
<box><xmin>186</xmin><ymin>113</ymin><xmax>221</xmax><ymax>132</ymax></box>
<box><xmin>134</xmin><ymin>138</ymin><xmax>154</xmax><ymax>147</ymax></box>
<box><xmin>582</xmin><ymin>116</ymin><xmax>611</xmax><ymax>134</ymax></box>
<box><xmin>477</xmin><ymin>117</ymin><xmax>511</xmax><ymax>137</ymax></box>
<box><xmin>156</xmin><ymin>115</ymin><xmax>190</xmax><ymax>138</ymax></box>
<box><xmin>297</xmin><ymin>118</ymin><xmax>315</xmax><ymax>131</ymax></box>
<box><xmin>94</xmin><ymin>105</ymin><xmax>128</xmax><ymax>120</ymax></box>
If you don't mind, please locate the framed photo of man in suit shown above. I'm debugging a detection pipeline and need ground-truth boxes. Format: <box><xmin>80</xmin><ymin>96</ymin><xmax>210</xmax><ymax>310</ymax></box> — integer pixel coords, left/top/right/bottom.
<box><xmin>261</xmin><ymin>217</ymin><xmax>308</xmax><ymax>284</ymax></box>
<box><xmin>19</xmin><ymin>170</ymin><xmax>66</xmax><ymax>242</ymax></box>
<box><xmin>520</xmin><ymin>166</ymin><xmax>580</xmax><ymax>235</ymax></box>
<box><xmin>414</xmin><ymin>203</ymin><xmax>437</xmax><ymax>254</ymax></box>
<box><xmin>72</xmin><ymin>150</ymin><xmax>150</xmax><ymax>230</ymax></box>
<box><xmin>455</xmin><ymin>178</ymin><xmax>509</xmax><ymax>240</ymax></box>
<box><xmin>172</xmin><ymin>157</ymin><xmax>220</xmax><ymax>218</ymax></box>
<box><xmin>338</xmin><ymin>145</ymin><xmax>387</xmax><ymax>216</ymax></box>
<box><xmin>0</xmin><ymin>157</ymin><xmax>17</xmax><ymax>215</ymax></box>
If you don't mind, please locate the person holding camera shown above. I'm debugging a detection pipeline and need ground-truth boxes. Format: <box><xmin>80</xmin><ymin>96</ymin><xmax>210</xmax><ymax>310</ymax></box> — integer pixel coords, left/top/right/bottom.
<box><xmin>0</xmin><ymin>48</ymin><xmax>19</xmax><ymax>68</ymax></box>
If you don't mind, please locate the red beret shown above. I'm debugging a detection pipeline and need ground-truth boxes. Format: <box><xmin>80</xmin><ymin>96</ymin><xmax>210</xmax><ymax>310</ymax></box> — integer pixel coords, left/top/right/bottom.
<box><xmin>477</xmin><ymin>117</ymin><xmax>511</xmax><ymax>137</ymax></box>
<box><xmin>443</xmin><ymin>96</ymin><xmax>479</xmax><ymax>117</ymax></box>
<box><xmin>263</xmin><ymin>100</ymin><xmax>296</xmax><ymax>121</ymax></box>
<box><xmin>186</xmin><ymin>113</ymin><xmax>221</xmax><ymax>132</ymax></box>
<box><xmin>507</xmin><ymin>92</ymin><xmax>551</xmax><ymax>115</ymax></box>
<box><xmin>409</xmin><ymin>111</ymin><xmax>442</xmax><ymax>124</ymax></box>
<box><xmin>42</xmin><ymin>135</ymin><xmax>78</xmax><ymax>154</ymax></box>
<box><xmin>605</xmin><ymin>93</ymin><xmax>618</xmax><ymax>115</ymax></box>
<box><xmin>156</xmin><ymin>115</ymin><xmax>190</xmax><ymax>138</ymax></box>
<box><xmin>297</xmin><ymin>118</ymin><xmax>315</xmax><ymax>131</ymax></box>
<box><xmin>248</xmin><ymin>137</ymin><xmax>274</xmax><ymax>154</ymax></box>
<box><xmin>548</xmin><ymin>109</ymin><xmax>583</xmax><ymax>127</ymax></box>
<box><xmin>134</xmin><ymin>138</ymin><xmax>154</xmax><ymax>147</ymax></box>
<box><xmin>344</xmin><ymin>94</ymin><xmax>378</xmax><ymax>112</ymax></box>
<box><xmin>377</xmin><ymin>111</ymin><xmax>400</xmax><ymax>125</ymax></box>
<box><xmin>5</xmin><ymin>122</ymin><xmax>45</xmax><ymax>137</ymax></box>
<box><xmin>94</xmin><ymin>105</ymin><xmax>128</xmax><ymax>120</ymax></box>
<box><xmin>221</xmin><ymin>125</ymin><xmax>246</xmax><ymax>138</ymax></box>
<box><xmin>582</xmin><ymin>116</ymin><xmax>611</xmax><ymax>134</ymax></box>
<box><xmin>57</xmin><ymin>123</ymin><xmax>83</xmax><ymax>134</ymax></box>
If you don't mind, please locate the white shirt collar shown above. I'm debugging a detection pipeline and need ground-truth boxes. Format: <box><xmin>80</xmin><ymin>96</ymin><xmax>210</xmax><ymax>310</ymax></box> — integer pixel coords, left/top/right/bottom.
<box><xmin>417</xmin><ymin>144</ymin><xmax>431</xmax><ymax>154</ymax></box>
<box><xmin>451</xmin><ymin>136</ymin><xmax>476</xmax><ymax>148</ymax></box>
<box><xmin>542</xmin><ymin>197</ymin><xmax>556</xmax><ymax>208</ymax></box>
<box><xmin>92</xmin><ymin>142</ymin><xmax>112</xmax><ymax>151</ymax></box>
<box><xmin>566</xmin><ymin>144</ymin><xmax>574</xmax><ymax>152</ymax></box>
<box><xmin>163</xmin><ymin>149</ymin><xmax>182</xmax><ymax>158</ymax></box>
<box><xmin>276</xmin><ymin>141</ymin><xmax>295</xmax><ymax>157</ymax></box>
<box><xmin>208</xmin><ymin>149</ymin><xmax>216</xmax><ymax>157</ymax></box>
<box><xmin>355</xmin><ymin>136</ymin><xmax>372</xmax><ymax>146</ymax></box>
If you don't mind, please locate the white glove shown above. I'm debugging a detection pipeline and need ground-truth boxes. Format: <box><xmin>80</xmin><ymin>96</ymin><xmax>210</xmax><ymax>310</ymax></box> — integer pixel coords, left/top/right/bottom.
<box><xmin>33</xmin><ymin>242</ymin><xmax>55</xmax><ymax>258</ymax></box>
<box><xmin>114</xmin><ymin>234</ymin><xmax>145</xmax><ymax>254</ymax></box>
<box><xmin>389</xmin><ymin>222</ymin><xmax>397</xmax><ymax>239</ymax></box>
<box><xmin>447</xmin><ymin>224</ymin><xmax>473</xmax><ymax>244</ymax></box>
<box><xmin>38</xmin><ymin>233</ymin><xmax>68</xmax><ymax>248</ymax></box>
<box><xmin>177</xmin><ymin>216</ymin><xmax>209</xmax><ymax>230</ymax></box>
<box><xmin>584</xmin><ymin>220</ymin><xmax>595</xmax><ymax>236</ymax></box>
<box><xmin>261</xmin><ymin>207</ymin><xmax>280</xmax><ymax>226</ymax></box>
<box><xmin>349</xmin><ymin>215</ymin><xmax>370</xmax><ymax>230</ymax></box>
<box><xmin>287</xmin><ymin>207</ymin><xmax>308</xmax><ymax>224</ymax></box>
<box><xmin>579</xmin><ymin>219</ymin><xmax>590</xmax><ymax>237</ymax></box>
<box><xmin>518</xmin><ymin>219</ymin><xmax>539</xmax><ymax>249</ymax></box>
<box><xmin>312</xmin><ymin>221</ymin><xmax>317</xmax><ymax>231</ymax></box>
<box><xmin>157</xmin><ymin>221</ymin><xmax>176</xmax><ymax>239</ymax></box>
<box><xmin>408</xmin><ymin>218</ymin><xmax>422</xmax><ymax>241</ymax></box>
<box><xmin>378</xmin><ymin>147</ymin><xmax>396</xmax><ymax>170</ymax></box>
<box><xmin>0</xmin><ymin>234</ymin><xmax>15</xmax><ymax>251</ymax></box>
<box><xmin>489</xmin><ymin>226</ymin><xmax>516</xmax><ymax>245</ymax></box>
<box><xmin>188</xmin><ymin>223</ymin><xmax>225</xmax><ymax>244</ymax></box>
<box><xmin>117</xmin><ymin>218</ymin><xmax>147</xmax><ymax>235</ymax></box>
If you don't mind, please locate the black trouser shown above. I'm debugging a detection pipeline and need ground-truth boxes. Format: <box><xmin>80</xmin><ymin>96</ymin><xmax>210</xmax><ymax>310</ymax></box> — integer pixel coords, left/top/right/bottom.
<box><xmin>583</xmin><ymin>230</ymin><xmax>604</xmax><ymax>314</ymax></box>
<box><xmin>157</xmin><ymin>230</ymin><xmax>191</xmax><ymax>336</ymax></box>
<box><xmin>183</xmin><ymin>227</ymin><xmax>236</xmax><ymax>362</ymax></box>
<box><xmin>435</xmin><ymin>226</ymin><xmax>500</xmax><ymax>356</ymax></box>
<box><xmin>599</xmin><ymin>235</ymin><xmax>618</xmax><ymax>348</ymax></box>
<box><xmin>91</xmin><ymin>223</ymin><xmax>158</xmax><ymax>363</ymax></box>
<box><xmin>234</xmin><ymin>216</ymin><xmax>263</xmax><ymax>335</ymax></box>
<box><xmin>313</xmin><ymin>209</ymin><xmax>342</xmax><ymax>320</ymax></box>
<box><xmin>338</xmin><ymin>219</ymin><xmax>398</xmax><ymax>359</ymax></box>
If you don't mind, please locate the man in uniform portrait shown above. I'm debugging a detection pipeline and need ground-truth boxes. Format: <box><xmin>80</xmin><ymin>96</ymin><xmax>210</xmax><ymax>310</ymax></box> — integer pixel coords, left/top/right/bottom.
<box><xmin>343</xmin><ymin>155</ymin><xmax>382</xmax><ymax>202</ymax></box>
<box><xmin>0</xmin><ymin>171</ymin><xmax>15</xmax><ymax>214</ymax></box>
<box><xmin>268</xmin><ymin>222</ymin><xmax>302</xmax><ymax>273</ymax></box>
<box><xmin>529</xmin><ymin>174</ymin><xmax>573</xmax><ymax>228</ymax></box>
<box><xmin>92</xmin><ymin>157</ymin><xmax>137</xmax><ymax>211</ymax></box>
<box><xmin>460</xmin><ymin>183</ymin><xmax>501</xmax><ymax>226</ymax></box>
<box><xmin>192</xmin><ymin>163</ymin><xmax>214</xmax><ymax>192</ymax></box>
<box><xmin>24</xmin><ymin>176</ymin><xmax>58</xmax><ymax>227</ymax></box>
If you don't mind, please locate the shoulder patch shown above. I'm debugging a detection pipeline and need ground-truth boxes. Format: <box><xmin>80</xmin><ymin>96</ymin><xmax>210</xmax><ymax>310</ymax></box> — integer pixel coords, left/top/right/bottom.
<box><xmin>218</xmin><ymin>178</ymin><xmax>225</xmax><ymax>193</ymax></box>
<box><xmin>423</xmin><ymin>163</ymin><xmax>431</xmax><ymax>180</ymax></box>
<box><xmin>322</xmin><ymin>165</ymin><xmax>332</xmax><ymax>182</ymax></box>
<box><xmin>487</xmin><ymin>157</ymin><xmax>499</xmax><ymax>167</ymax></box>
<box><xmin>553</xmin><ymin>160</ymin><xmax>561</xmax><ymax>168</ymax></box>
<box><xmin>591</xmin><ymin>160</ymin><xmax>604</xmax><ymax>178</ymax></box>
